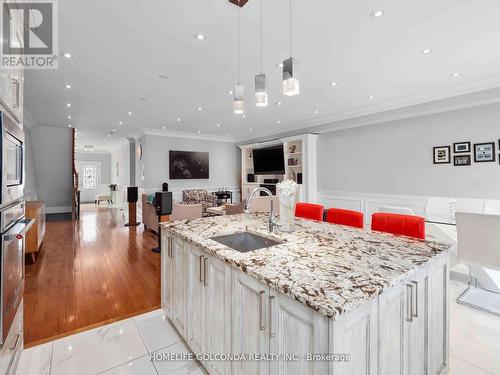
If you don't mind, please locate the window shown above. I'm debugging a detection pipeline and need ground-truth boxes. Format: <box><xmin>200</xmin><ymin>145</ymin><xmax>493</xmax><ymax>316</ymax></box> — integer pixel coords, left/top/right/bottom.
<box><xmin>83</xmin><ymin>166</ymin><xmax>97</xmax><ymax>189</ymax></box>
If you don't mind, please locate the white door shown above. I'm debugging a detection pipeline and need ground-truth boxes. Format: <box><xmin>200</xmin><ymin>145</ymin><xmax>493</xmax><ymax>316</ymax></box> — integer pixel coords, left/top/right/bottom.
<box><xmin>205</xmin><ymin>257</ymin><xmax>232</xmax><ymax>375</ymax></box>
<box><xmin>231</xmin><ymin>270</ymin><xmax>270</xmax><ymax>375</ymax></box>
<box><xmin>269</xmin><ymin>289</ymin><xmax>329</xmax><ymax>375</ymax></box>
<box><xmin>187</xmin><ymin>244</ymin><xmax>206</xmax><ymax>356</ymax></box>
<box><xmin>171</xmin><ymin>237</ymin><xmax>188</xmax><ymax>339</ymax></box>
<box><xmin>76</xmin><ymin>160</ymin><xmax>101</xmax><ymax>203</ymax></box>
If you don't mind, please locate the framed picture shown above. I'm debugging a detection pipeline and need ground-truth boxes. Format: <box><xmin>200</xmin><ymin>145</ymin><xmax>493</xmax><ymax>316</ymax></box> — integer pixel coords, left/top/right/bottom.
<box><xmin>474</xmin><ymin>142</ymin><xmax>496</xmax><ymax>163</ymax></box>
<box><xmin>454</xmin><ymin>155</ymin><xmax>471</xmax><ymax>166</ymax></box>
<box><xmin>453</xmin><ymin>142</ymin><xmax>471</xmax><ymax>154</ymax></box>
<box><xmin>433</xmin><ymin>146</ymin><xmax>451</xmax><ymax>164</ymax></box>
<box><xmin>169</xmin><ymin>150</ymin><xmax>209</xmax><ymax>179</ymax></box>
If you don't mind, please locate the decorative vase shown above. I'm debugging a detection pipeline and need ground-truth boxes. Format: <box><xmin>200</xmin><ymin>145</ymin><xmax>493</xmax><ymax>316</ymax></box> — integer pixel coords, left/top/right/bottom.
<box><xmin>277</xmin><ymin>180</ymin><xmax>298</xmax><ymax>232</ymax></box>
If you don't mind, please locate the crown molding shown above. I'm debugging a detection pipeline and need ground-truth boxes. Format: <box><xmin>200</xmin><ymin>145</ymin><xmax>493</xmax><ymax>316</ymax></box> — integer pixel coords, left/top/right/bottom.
<box><xmin>143</xmin><ymin>129</ymin><xmax>236</xmax><ymax>143</ymax></box>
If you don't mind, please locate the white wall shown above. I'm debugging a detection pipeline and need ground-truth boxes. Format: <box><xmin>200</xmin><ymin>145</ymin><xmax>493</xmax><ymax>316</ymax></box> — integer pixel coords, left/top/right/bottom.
<box><xmin>111</xmin><ymin>141</ymin><xmax>131</xmax><ymax>187</ymax></box>
<box><xmin>139</xmin><ymin>134</ymin><xmax>239</xmax><ymax>198</ymax></box>
<box><xmin>31</xmin><ymin>126</ymin><xmax>73</xmax><ymax>212</ymax></box>
<box><xmin>76</xmin><ymin>152</ymin><xmax>111</xmax><ymax>184</ymax></box>
<box><xmin>318</xmin><ymin>103</ymin><xmax>500</xmax><ymax>200</ymax></box>
<box><xmin>24</xmin><ymin>126</ymin><xmax>39</xmax><ymax>200</ymax></box>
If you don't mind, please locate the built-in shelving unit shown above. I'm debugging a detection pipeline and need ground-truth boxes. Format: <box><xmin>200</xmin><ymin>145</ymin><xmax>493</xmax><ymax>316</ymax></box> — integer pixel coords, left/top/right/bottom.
<box><xmin>239</xmin><ymin>134</ymin><xmax>318</xmax><ymax>203</ymax></box>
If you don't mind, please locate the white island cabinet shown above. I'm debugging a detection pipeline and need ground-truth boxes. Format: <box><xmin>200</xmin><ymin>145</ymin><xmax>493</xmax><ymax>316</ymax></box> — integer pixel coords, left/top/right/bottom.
<box><xmin>161</xmin><ymin>229</ymin><xmax>449</xmax><ymax>375</ymax></box>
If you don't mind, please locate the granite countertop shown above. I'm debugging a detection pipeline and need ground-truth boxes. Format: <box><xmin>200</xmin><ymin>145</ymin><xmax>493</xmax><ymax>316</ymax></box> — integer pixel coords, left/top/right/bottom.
<box><xmin>161</xmin><ymin>213</ymin><xmax>450</xmax><ymax>319</ymax></box>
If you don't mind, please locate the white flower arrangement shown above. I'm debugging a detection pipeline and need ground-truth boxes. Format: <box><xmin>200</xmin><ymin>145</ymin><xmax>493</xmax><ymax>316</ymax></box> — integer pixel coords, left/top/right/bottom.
<box><xmin>276</xmin><ymin>179</ymin><xmax>298</xmax><ymax>196</ymax></box>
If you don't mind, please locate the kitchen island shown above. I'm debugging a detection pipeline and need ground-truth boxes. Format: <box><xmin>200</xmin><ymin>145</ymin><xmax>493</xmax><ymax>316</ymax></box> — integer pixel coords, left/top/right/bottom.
<box><xmin>160</xmin><ymin>213</ymin><xmax>450</xmax><ymax>375</ymax></box>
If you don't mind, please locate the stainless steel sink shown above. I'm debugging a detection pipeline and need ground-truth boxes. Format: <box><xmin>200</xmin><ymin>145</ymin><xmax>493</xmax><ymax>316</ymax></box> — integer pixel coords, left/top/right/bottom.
<box><xmin>211</xmin><ymin>232</ymin><xmax>282</xmax><ymax>253</ymax></box>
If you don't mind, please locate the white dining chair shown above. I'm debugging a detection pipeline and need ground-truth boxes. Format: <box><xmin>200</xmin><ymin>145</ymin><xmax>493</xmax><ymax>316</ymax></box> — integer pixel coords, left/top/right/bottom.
<box><xmin>379</xmin><ymin>206</ymin><xmax>416</xmax><ymax>215</ymax></box>
<box><xmin>455</xmin><ymin>212</ymin><xmax>500</xmax><ymax>315</ymax></box>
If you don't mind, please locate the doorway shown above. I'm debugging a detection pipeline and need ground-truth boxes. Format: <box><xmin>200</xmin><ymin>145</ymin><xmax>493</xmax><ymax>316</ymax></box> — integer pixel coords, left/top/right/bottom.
<box><xmin>76</xmin><ymin>160</ymin><xmax>101</xmax><ymax>203</ymax></box>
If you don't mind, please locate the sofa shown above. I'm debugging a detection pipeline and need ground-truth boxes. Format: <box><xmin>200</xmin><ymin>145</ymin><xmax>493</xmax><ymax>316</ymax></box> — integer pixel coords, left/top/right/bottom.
<box><xmin>182</xmin><ymin>189</ymin><xmax>218</xmax><ymax>217</ymax></box>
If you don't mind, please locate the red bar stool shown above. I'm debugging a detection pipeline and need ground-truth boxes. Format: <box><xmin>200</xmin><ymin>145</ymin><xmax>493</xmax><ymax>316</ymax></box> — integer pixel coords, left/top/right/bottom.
<box><xmin>325</xmin><ymin>208</ymin><xmax>364</xmax><ymax>229</ymax></box>
<box><xmin>295</xmin><ymin>202</ymin><xmax>324</xmax><ymax>221</ymax></box>
<box><xmin>371</xmin><ymin>213</ymin><xmax>426</xmax><ymax>240</ymax></box>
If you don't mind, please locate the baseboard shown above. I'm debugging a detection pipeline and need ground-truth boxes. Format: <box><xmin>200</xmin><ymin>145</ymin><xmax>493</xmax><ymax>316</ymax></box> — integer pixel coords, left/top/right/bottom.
<box><xmin>45</xmin><ymin>206</ymin><xmax>72</xmax><ymax>214</ymax></box>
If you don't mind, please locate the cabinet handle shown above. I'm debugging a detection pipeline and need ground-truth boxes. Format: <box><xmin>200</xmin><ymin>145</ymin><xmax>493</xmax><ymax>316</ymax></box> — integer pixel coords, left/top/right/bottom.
<box><xmin>412</xmin><ymin>281</ymin><xmax>419</xmax><ymax>318</ymax></box>
<box><xmin>168</xmin><ymin>238</ymin><xmax>173</xmax><ymax>258</ymax></box>
<box><xmin>406</xmin><ymin>284</ymin><xmax>413</xmax><ymax>323</ymax></box>
<box><xmin>12</xmin><ymin>79</ymin><xmax>20</xmax><ymax>109</ymax></box>
<box><xmin>259</xmin><ymin>290</ymin><xmax>266</xmax><ymax>331</ymax></box>
<box><xmin>199</xmin><ymin>255</ymin><xmax>204</xmax><ymax>283</ymax></box>
<box><xmin>203</xmin><ymin>257</ymin><xmax>208</xmax><ymax>287</ymax></box>
<box><xmin>269</xmin><ymin>295</ymin><xmax>275</xmax><ymax>338</ymax></box>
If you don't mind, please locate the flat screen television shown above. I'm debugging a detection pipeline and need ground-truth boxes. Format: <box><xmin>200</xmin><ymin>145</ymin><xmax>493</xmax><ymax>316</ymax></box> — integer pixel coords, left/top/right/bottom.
<box><xmin>252</xmin><ymin>145</ymin><xmax>285</xmax><ymax>175</ymax></box>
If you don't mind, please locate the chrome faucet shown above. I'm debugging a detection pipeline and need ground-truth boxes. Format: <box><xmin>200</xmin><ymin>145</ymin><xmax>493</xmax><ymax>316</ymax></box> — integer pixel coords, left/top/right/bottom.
<box><xmin>244</xmin><ymin>187</ymin><xmax>280</xmax><ymax>233</ymax></box>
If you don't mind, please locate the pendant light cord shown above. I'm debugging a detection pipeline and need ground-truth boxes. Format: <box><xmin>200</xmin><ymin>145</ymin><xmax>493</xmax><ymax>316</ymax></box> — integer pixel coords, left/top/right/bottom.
<box><xmin>289</xmin><ymin>0</ymin><xmax>292</xmax><ymax>56</ymax></box>
<box><xmin>237</xmin><ymin>5</ymin><xmax>241</xmax><ymax>84</ymax></box>
<box><xmin>260</xmin><ymin>0</ymin><xmax>263</xmax><ymax>73</ymax></box>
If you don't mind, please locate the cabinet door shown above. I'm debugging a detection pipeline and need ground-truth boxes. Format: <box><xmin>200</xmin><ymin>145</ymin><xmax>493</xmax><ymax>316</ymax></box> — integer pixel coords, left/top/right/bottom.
<box><xmin>160</xmin><ymin>232</ymin><xmax>174</xmax><ymax>319</ymax></box>
<box><xmin>269</xmin><ymin>289</ymin><xmax>329</xmax><ymax>375</ymax></box>
<box><xmin>407</xmin><ymin>270</ymin><xmax>429</xmax><ymax>375</ymax></box>
<box><xmin>171</xmin><ymin>237</ymin><xmax>188</xmax><ymax>338</ymax></box>
<box><xmin>186</xmin><ymin>244</ymin><xmax>206</xmax><ymax>356</ymax></box>
<box><xmin>428</xmin><ymin>256</ymin><xmax>449</xmax><ymax>375</ymax></box>
<box><xmin>330</xmin><ymin>298</ymin><xmax>378</xmax><ymax>375</ymax></box>
<box><xmin>231</xmin><ymin>270</ymin><xmax>270</xmax><ymax>375</ymax></box>
<box><xmin>378</xmin><ymin>282</ymin><xmax>409</xmax><ymax>375</ymax></box>
<box><xmin>205</xmin><ymin>256</ymin><xmax>231</xmax><ymax>375</ymax></box>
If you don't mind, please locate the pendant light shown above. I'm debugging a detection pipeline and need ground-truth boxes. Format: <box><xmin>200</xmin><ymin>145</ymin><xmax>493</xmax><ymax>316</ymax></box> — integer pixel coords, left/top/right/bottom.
<box><xmin>255</xmin><ymin>0</ymin><xmax>268</xmax><ymax>107</ymax></box>
<box><xmin>234</xmin><ymin>4</ymin><xmax>245</xmax><ymax>114</ymax></box>
<box><xmin>283</xmin><ymin>0</ymin><xmax>299</xmax><ymax>96</ymax></box>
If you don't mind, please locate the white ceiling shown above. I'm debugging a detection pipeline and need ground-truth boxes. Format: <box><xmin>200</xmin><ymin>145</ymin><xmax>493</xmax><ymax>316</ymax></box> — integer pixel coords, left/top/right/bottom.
<box><xmin>25</xmin><ymin>0</ymin><xmax>500</xmax><ymax>150</ymax></box>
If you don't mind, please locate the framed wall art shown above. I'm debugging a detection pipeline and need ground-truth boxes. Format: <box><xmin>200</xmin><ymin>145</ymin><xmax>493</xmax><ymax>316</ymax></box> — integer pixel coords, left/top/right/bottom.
<box><xmin>433</xmin><ymin>146</ymin><xmax>451</xmax><ymax>164</ymax></box>
<box><xmin>474</xmin><ymin>142</ymin><xmax>496</xmax><ymax>163</ymax></box>
<box><xmin>454</xmin><ymin>155</ymin><xmax>471</xmax><ymax>166</ymax></box>
<box><xmin>453</xmin><ymin>142</ymin><xmax>471</xmax><ymax>154</ymax></box>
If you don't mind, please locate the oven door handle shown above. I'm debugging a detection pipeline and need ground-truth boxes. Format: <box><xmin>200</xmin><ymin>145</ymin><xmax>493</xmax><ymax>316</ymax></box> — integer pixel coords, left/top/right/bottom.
<box><xmin>4</xmin><ymin>219</ymin><xmax>34</xmax><ymax>241</ymax></box>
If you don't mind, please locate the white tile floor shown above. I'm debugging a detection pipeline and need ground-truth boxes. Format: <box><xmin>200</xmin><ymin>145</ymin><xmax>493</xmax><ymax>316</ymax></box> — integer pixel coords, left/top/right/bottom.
<box><xmin>16</xmin><ymin>280</ymin><xmax>500</xmax><ymax>375</ymax></box>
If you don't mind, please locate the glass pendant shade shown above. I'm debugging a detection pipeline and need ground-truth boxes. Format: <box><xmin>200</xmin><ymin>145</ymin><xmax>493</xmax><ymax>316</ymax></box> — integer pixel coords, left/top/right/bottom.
<box><xmin>234</xmin><ymin>84</ymin><xmax>245</xmax><ymax>114</ymax></box>
<box><xmin>255</xmin><ymin>74</ymin><xmax>268</xmax><ymax>107</ymax></box>
<box><xmin>282</xmin><ymin>57</ymin><xmax>300</xmax><ymax>96</ymax></box>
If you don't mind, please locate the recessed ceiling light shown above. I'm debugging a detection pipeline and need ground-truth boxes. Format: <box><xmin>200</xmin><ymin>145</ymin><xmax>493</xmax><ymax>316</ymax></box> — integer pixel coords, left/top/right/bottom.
<box><xmin>249</xmin><ymin>128</ymin><xmax>253</xmax><ymax>131</ymax></box>
<box><xmin>67</xmin><ymin>115</ymin><xmax>72</xmax><ymax>119</ymax></box>
<box><xmin>177</xmin><ymin>118</ymin><xmax>181</xmax><ymax>122</ymax></box>
<box><xmin>228</xmin><ymin>90</ymin><xmax>233</xmax><ymax>95</ymax></box>
<box><xmin>107</xmin><ymin>134</ymin><xmax>111</xmax><ymax>137</ymax></box>
<box><xmin>197</xmin><ymin>107</ymin><xmax>202</xmax><ymax>111</ymax></box>
<box><xmin>370</xmin><ymin>10</ymin><xmax>384</xmax><ymax>18</ymax></box>
<box><xmin>68</xmin><ymin>124</ymin><xmax>72</xmax><ymax>128</ymax></box>
<box><xmin>276</xmin><ymin>63</ymin><xmax>284</xmax><ymax>68</ymax></box>
<box><xmin>63</xmin><ymin>52</ymin><xmax>73</xmax><ymax>59</ymax></box>
<box><xmin>421</xmin><ymin>48</ymin><xmax>432</xmax><ymax>55</ymax></box>
<box><xmin>119</xmin><ymin>121</ymin><xmax>123</xmax><ymax>125</ymax></box>
<box><xmin>329</xmin><ymin>82</ymin><xmax>338</xmax><ymax>86</ymax></box>
<box><xmin>242</xmin><ymin>114</ymin><xmax>246</xmax><ymax>118</ymax></box>
<box><xmin>368</xmin><ymin>95</ymin><xmax>375</xmax><ymax>99</ymax></box>
<box><xmin>66</xmin><ymin>103</ymin><xmax>72</xmax><ymax>107</ymax></box>
<box><xmin>276</xmin><ymin>120</ymin><xmax>281</xmax><ymax>124</ymax></box>
<box><xmin>216</xmin><ymin>123</ymin><xmax>221</xmax><ymax>127</ymax></box>
<box><xmin>227</xmin><ymin>134</ymin><xmax>231</xmax><ymax>137</ymax></box>
<box><xmin>314</xmin><ymin>110</ymin><xmax>319</xmax><ymax>114</ymax></box>
<box><xmin>64</xmin><ymin>84</ymin><xmax>71</xmax><ymax>89</ymax></box>
<box><xmin>195</xmin><ymin>33</ymin><xmax>206</xmax><ymax>41</ymax></box>
<box><xmin>112</xmin><ymin>129</ymin><xmax>116</xmax><ymax>132</ymax></box>
<box><xmin>127</xmin><ymin>111</ymin><xmax>132</xmax><ymax>115</ymax></box>
<box><xmin>451</xmin><ymin>72</ymin><xmax>460</xmax><ymax>78</ymax></box>
<box><xmin>276</xmin><ymin>101</ymin><xmax>282</xmax><ymax>106</ymax></box>
<box><xmin>197</xmin><ymin>130</ymin><xmax>201</xmax><ymax>134</ymax></box>
<box><xmin>162</xmin><ymin>126</ymin><xmax>166</xmax><ymax>130</ymax></box>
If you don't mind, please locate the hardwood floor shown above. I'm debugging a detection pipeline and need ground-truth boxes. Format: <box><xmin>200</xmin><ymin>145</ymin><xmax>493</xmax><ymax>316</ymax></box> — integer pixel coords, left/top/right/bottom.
<box><xmin>23</xmin><ymin>204</ymin><xmax>160</xmax><ymax>346</ymax></box>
